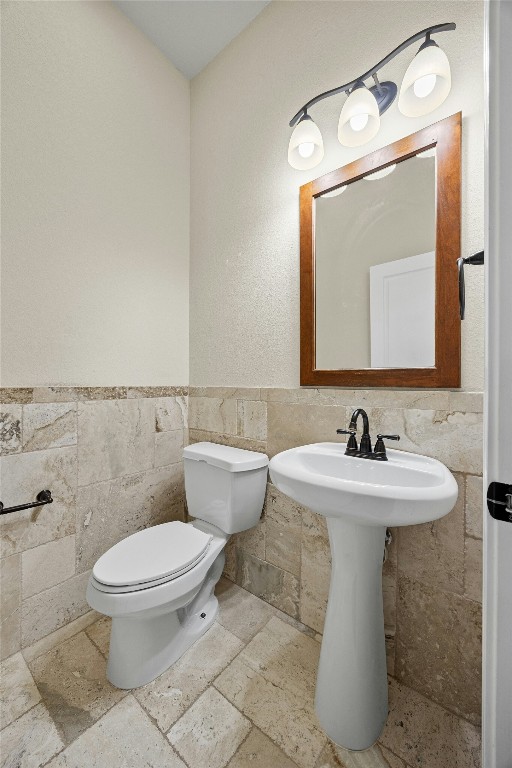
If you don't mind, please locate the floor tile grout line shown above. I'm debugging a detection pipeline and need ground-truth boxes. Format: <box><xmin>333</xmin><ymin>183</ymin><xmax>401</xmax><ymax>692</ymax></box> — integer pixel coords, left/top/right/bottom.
<box><xmin>169</xmin><ymin>734</ymin><xmax>195</xmax><ymax>768</ymax></box>
<box><xmin>158</xmin><ymin>684</ymin><xmax>255</xmax><ymax>768</ymax></box>
<box><xmin>21</xmin><ymin>611</ymin><xmax>99</xmax><ymax>665</ymax></box>
<box><xmin>210</xmin><ymin>614</ymin><xmax>329</xmax><ymax>768</ymax></box>
<box><xmin>5</xmin><ymin>672</ymin><xmax>125</xmax><ymax>767</ymax></box>
<box><xmin>225</xmin><ymin>724</ymin><xmax>256</xmax><ymax>766</ymax></box>
<box><xmin>233</xmin><ymin>723</ymin><xmax>304</xmax><ymax>768</ymax></box>
<box><xmin>132</xmin><ymin>689</ymin><xmax>177</xmax><ymax>736</ymax></box>
<box><xmin>216</xmin><ymin>613</ymin><xmax>273</xmax><ymax>647</ymax></box>
<box><xmin>164</xmin><ymin>684</ymin><xmax>257</xmax><ymax>768</ymax></box>
<box><xmin>35</xmin><ymin>690</ymin><xmax>142</xmax><ymax>768</ymax></box>
<box><xmin>44</xmin><ymin>687</ymin><xmax>131</xmax><ymax>760</ymax></box>
<box><xmin>211</xmin><ymin>668</ymin><xmax>328</xmax><ymax>768</ymax></box>
<box><xmin>25</xmin><ymin>630</ymin><xmax>131</xmax><ymax>754</ymax></box>
<box><xmin>26</xmin><ymin>644</ymin><xmax>188</xmax><ymax>767</ymax></box>
<box><xmin>375</xmin><ymin>741</ymin><xmax>416</xmax><ymax>768</ymax></box>
<box><xmin>210</xmin><ymin>611</ymin><xmax>279</xmax><ymax>688</ymax></box>
<box><xmin>84</xmin><ymin>625</ymin><xmax>108</xmax><ymax>660</ymax></box>
<box><xmin>113</xmin><ymin>614</ymin><xmax>267</xmax><ymax>745</ymax></box>
<box><xmin>128</xmin><ymin>695</ymin><xmax>193</xmax><ymax>768</ymax></box>
<box><xmin>0</xmin><ymin>699</ymin><xmax>42</xmax><ymax>736</ymax></box>
<box><xmin>387</xmin><ymin>675</ymin><xmax>482</xmax><ymax>729</ymax></box>
<box><xmin>168</xmin><ymin>633</ymin><xmax>251</xmax><ymax>728</ymax></box>
<box><xmin>126</xmin><ymin>620</ymin><xmax>251</xmax><ymax>739</ymax></box>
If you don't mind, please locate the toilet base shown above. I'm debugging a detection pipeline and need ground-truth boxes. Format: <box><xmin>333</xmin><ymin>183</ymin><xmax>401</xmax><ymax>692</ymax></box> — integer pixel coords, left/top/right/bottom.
<box><xmin>106</xmin><ymin>552</ymin><xmax>224</xmax><ymax>689</ymax></box>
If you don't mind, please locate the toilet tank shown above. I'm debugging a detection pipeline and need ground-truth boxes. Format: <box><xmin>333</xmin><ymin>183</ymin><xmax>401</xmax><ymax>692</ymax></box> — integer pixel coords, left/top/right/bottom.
<box><xmin>183</xmin><ymin>442</ymin><xmax>269</xmax><ymax>534</ymax></box>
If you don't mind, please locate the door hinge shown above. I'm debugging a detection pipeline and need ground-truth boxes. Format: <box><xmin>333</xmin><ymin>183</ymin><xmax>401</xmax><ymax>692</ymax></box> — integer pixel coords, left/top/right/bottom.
<box><xmin>487</xmin><ymin>482</ymin><xmax>512</xmax><ymax>524</ymax></box>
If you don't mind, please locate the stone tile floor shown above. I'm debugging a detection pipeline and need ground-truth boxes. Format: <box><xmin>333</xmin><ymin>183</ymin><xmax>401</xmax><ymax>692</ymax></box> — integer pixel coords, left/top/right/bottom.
<box><xmin>1</xmin><ymin>578</ymin><xmax>481</xmax><ymax>768</ymax></box>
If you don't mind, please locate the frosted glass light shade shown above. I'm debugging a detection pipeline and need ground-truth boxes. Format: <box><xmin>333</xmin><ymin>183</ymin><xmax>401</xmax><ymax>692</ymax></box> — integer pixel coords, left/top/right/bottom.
<box><xmin>338</xmin><ymin>85</ymin><xmax>380</xmax><ymax>147</ymax></box>
<box><xmin>363</xmin><ymin>164</ymin><xmax>396</xmax><ymax>180</ymax></box>
<box><xmin>398</xmin><ymin>43</ymin><xmax>451</xmax><ymax>117</ymax></box>
<box><xmin>320</xmin><ymin>186</ymin><xmax>347</xmax><ymax>198</ymax></box>
<box><xmin>288</xmin><ymin>116</ymin><xmax>324</xmax><ymax>170</ymax></box>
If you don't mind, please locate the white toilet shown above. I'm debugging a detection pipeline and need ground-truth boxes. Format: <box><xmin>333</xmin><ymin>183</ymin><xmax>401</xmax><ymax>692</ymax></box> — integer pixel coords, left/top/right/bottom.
<box><xmin>86</xmin><ymin>442</ymin><xmax>268</xmax><ymax>689</ymax></box>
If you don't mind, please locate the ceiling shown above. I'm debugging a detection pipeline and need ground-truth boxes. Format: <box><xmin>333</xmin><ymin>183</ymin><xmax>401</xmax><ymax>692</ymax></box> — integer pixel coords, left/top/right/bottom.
<box><xmin>115</xmin><ymin>0</ymin><xmax>270</xmax><ymax>79</ymax></box>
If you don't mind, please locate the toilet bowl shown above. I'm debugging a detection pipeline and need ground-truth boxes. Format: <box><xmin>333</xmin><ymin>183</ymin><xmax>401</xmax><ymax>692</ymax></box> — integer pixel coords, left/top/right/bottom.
<box><xmin>87</xmin><ymin>442</ymin><xmax>268</xmax><ymax>689</ymax></box>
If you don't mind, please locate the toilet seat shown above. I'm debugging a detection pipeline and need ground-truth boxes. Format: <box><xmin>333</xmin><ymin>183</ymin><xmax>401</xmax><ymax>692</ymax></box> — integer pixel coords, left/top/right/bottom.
<box><xmin>92</xmin><ymin>521</ymin><xmax>212</xmax><ymax>594</ymax></box>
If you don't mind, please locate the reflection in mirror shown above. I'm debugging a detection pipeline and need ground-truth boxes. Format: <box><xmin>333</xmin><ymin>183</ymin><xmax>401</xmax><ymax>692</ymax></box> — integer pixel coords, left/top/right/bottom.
<box><xmin>315</xmin><ymin>151</ymin><xmax>436</xmax><ymax>370</ymax></box>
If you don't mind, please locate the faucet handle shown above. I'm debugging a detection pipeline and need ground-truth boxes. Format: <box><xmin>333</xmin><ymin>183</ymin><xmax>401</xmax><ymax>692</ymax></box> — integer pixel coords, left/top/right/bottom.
<box><xmin>336</xmin><ymin>429</ymin><xmax>358</xmax><ymax>456</ymax></box>
<box><xmin>373</xmin><ymin>434</ymin><xmax>400</xmax><ymax>461</ymax></box>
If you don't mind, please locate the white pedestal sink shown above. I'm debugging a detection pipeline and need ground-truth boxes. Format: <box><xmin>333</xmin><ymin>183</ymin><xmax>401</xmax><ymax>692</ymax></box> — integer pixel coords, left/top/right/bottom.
<box><xmin>269</xmin><ymin>442</ymin><xmax>458</xmax><ymax>751</ymax></box>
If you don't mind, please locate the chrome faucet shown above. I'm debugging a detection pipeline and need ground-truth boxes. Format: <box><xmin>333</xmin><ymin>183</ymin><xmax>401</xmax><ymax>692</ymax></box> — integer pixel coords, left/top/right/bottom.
<box><xmin>337</xmin><ymin>408</ymin><xmax>400</xmax><ymax>460</ymax></box>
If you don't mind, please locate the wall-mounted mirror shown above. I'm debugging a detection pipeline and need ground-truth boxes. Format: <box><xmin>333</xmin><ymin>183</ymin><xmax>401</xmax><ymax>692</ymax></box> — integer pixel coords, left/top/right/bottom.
<box><xmin>300</xmin><ymin>113</ymin><xmax>461</xmax><ymax>387</ymax></box>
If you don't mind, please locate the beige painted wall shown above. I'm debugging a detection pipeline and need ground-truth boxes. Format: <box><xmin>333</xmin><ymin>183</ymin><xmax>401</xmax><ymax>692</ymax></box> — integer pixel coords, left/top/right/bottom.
<box><xmin>190</xmin><ymin>0</ymin><xmax>484</xmax><ymax>390</ymax></box>
<box><xmin>1</xmin><ymin>1</ymin><xmax>190</xmax><ymax>386</ymax></box>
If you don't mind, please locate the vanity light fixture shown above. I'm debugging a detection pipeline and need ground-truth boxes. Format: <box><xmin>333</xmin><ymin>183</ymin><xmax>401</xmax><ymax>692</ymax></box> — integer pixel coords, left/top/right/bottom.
<box><xmin>288</xmin><ymin>22</ymin><xmax>455</xmax><ymax>169</ymax></box>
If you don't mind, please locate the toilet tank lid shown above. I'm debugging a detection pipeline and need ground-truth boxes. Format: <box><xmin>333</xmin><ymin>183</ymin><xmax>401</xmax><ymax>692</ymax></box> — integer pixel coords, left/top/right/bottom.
<box><xmin>183</xmin><ymin>442</ymin><xmax>268</xmax><ymax>472</ymax></box>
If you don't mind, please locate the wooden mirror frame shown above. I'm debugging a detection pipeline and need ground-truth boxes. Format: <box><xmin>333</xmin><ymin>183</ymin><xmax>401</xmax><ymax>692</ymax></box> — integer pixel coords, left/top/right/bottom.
<box><xmin>300</xmin><ymin>112</ymin><xmax>462</xmax><ymax>388</ymax></box>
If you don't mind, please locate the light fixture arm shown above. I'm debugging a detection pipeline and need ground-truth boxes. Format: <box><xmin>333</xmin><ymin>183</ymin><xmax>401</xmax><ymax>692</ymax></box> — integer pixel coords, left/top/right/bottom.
<box><xmin>289</xmin><ymin>22</ymin><xmax>456</xmax><ymax>127</ymax></box>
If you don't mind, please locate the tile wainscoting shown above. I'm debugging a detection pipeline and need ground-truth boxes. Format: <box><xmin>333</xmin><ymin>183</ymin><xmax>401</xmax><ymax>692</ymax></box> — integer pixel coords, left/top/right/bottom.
<box><xmin>0</xmin><ymin>387</ymin><xmax>188</xmax><ymax>660</ymax></box>
<box><xmin>1</xmin><ymin>384</ymin><xmax>483</xmax><ymax>742</ymax></box>
<box><xmin>188</xmin><ymin>386</ymin><xmax>484</xmax><ymax>728</ymax></box>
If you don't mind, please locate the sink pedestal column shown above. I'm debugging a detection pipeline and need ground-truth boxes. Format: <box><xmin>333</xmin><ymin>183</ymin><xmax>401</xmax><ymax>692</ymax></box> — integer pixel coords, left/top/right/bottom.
<box><xmin>315</xmin><ymin>518</ymin><xmax>388</xmax><ymax>750</ymax></box>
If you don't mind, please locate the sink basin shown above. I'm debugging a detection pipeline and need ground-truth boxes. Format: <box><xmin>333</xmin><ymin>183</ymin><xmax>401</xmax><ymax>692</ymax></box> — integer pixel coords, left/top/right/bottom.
<box><xmin>269</xmin><ymin>441</ymin><xmax>458</xmax><ymax>526</ymax></box>
<box><xmin>269</xmin><ymin>441</ymin><xmax>458</xmax><ymax>751</ymax></box>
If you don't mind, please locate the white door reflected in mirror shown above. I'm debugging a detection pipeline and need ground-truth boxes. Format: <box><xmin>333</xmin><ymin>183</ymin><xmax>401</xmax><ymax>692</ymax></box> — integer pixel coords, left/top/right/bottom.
<box><xmin>370</xmin><ymin>251</ymin><xmax>435</xmax><ymax>368</ymax></box>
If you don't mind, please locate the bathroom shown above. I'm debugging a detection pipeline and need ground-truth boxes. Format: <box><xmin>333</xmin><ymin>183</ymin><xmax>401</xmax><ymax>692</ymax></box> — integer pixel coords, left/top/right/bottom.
<box><xmin>1</xmin><ymin>0</ymin><xmax>511</xmax><ymax>766</ymax></box>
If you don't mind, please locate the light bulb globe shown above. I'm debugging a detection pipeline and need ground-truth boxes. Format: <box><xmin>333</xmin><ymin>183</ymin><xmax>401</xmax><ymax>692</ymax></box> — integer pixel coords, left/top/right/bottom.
<box><xmin>349</xmin><ymin>113</ymin><xmax>369</xmax><ymax>132</ymax></box>
<box><xmin>413</xmin><ymin>73</ymin><xmax>437</xmax><ymax>98</ymax></box>
<box><xmin>298</xmin><ymin>142</ymin><xmax>315</xmax><ymax>159</ymax></box>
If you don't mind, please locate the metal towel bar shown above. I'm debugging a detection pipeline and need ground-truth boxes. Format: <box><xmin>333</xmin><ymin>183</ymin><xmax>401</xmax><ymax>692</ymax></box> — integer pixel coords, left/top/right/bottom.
<box><xmin>457</xmin><ymin>250</ymin><xmax>484</xmax><ymax>320</ymax></box>
<box><xmin>0</xmin><ymin>490</ymin><xmax>53</xmax><ymax>515</ymax></box>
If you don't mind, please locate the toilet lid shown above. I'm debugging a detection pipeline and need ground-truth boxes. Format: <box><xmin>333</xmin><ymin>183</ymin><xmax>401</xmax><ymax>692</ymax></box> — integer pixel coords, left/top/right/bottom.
<box><xmin>92</xmin><ymin>521</ymin><xmax>213</xmax><ymax>588</ymax></box>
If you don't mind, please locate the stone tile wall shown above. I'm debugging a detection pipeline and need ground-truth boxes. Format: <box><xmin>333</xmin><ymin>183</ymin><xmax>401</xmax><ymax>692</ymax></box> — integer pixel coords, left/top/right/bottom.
<box><xmin>0</xmin><ymin>387</ymin><xmax>188</xmax><ymax>660</ymax></box>
<box><xmin>188</xmin><ymin>386</ymin><xmax>484</xmax><ymax>727</ymax></box>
